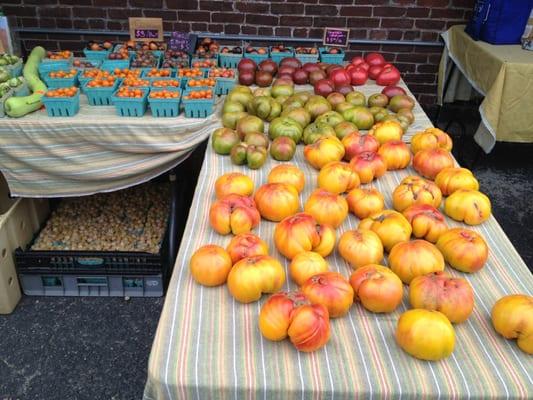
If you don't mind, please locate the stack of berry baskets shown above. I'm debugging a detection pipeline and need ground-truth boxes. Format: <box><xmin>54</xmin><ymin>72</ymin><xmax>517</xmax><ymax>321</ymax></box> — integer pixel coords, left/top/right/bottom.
<box><xmin>244</xmin><ymin>46</ymin><xmax>269</xmax><ymax>64</ymax></box>
<box><xmin>218</xmin><ymin>46</ymin><xmax>243</xmax><ymax>68</ymax></box>
<box><xmin>43</xmin><ymin>68</ymin><xmax>79</xmax><ymax>89</ymax></box>
<box><xmin>209</xmin><ymin>68</ymin><xmax>237</xmax><ymax>95</ymax></box>
<box><xmin>148</xmin><ymin>87</ymin><xmax>181</xmax><ymax>118</ymax></box>
<box><xmin>182</xmin><ymin>88</ymin><xmax>215</xmax><ymax>118</ymax></box>
<box><xmin>177</xmin><ymin>68</ymin><xmax>207</xmax><ymax>89</ymax></box>
<box><xmin>269</xmin><ymin>46</ymin><xmax>294</xmax><ymax>64</ymax></box>
<box><xmin>83</xmin><ymin>74</ymin><xmax>119</xmax><ymax>106</ymax></box>
<box><xmin>42</xmin><ymin>86</ymin><xmax>80</xmax><ymax>117</ymax></box>
<box><xmin>111</xmin><ymin>86</ymin><xmax>149</xmax><ymax>117</ymax></box>
<box><xmin>318</xmin><ymin>47</ymin><xmax>345</xmax><ymax>64</ymax></box>
<box><xmin>142</xmin><ymin>68</ymin><xmax>175</xmax><ymax>79</ymax></box>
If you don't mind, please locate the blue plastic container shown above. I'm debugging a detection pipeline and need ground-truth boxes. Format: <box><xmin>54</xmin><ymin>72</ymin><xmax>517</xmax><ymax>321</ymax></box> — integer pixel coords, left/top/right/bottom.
<box><xmin>101</xmin><ymin>59</ymin><xmax>130</xmax><ymax>72</ymax></box>
<box><xmin>245</xmin><ymin>51</ymin><xmax>269</xmax><ymax>65</ymax></box>
<box><xmin>42</xmin><ymin>90</ymin><xmax>80</xmax><ymax>117</ymax></box>
<box><xmin>218</xmin><ymin>48</ymin><xmax>243</xmax><ymax>68</ymax></box>
<box><xmin>148</xmin><ymin>87</ymin><xmax>181</xmax><ymax>118</ymax></box>
<box><xmin>43</xmin><ymin>70</ymin><xmax>79</xmax><ymax>89</ymax></box>
<box><xmin>215</xmin><ymin>76</ymin><xmax>236</xmax><ymax>95</ymax></box>
<box><xmin>269</xmin><ymin>47</ymin><xmax>294</xmax><ymax>64</ymax></box>
<box><xmin>83</xmin><ymin>80</ymin><xmax>119</xmax><ymax>106</ymax></box>
<box><xmin>295</xmin><ymin>52</ymin><xmax>319</xmax><ymax>64</ymax></box>
<box><xmin>319</xmin><ymin>47</ymin><xmax>345</xmax><ymax>64</ymax></box>
<box><xmin>112</xmin><ymin>88</ymin><xmax>149</xmax><ymax>117</ymax></box>
<box><xmin>83</xmin><ymin>49</ymin><xmax>111</xmax><ymax>62</ymax></box>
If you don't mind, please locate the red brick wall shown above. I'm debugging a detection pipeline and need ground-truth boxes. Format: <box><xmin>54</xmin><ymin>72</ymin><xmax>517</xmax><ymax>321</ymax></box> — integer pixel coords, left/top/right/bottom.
<box><xmin>3</xmin><ymin>0</ymin><xmax>475</xmax><ymax>105</ymax></box>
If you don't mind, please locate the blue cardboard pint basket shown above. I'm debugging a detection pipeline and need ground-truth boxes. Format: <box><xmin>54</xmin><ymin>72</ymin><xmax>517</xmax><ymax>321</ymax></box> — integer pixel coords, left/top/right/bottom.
<box><xmin>83</xmin><ymin>79</ymin><xmax>119</xmax><ymax>106</ymax></box>
<box><xmin>246</xmin><ymin>51</ymin><xmax>268</xmax><ymax>64</ymax></box>
<box><xmin>43</xmin><ymin>70</ymin><xmax>79</xmax><ymax>89</ymax></box>
<box><xmin>295</xmin><ymin>51</ymin><xmax>319</xmax><ymax>64</ymax></box>
<box><xmin>214</xmin><ymin>76</ymin><xmax>237</xmax><ymax>95</ymax></box>
<box><xmin>218</xmin><ymin>47</ymin><xmax>243</xmax><ymax>68</ymax></box>
<box><xmin>101</xmin><ymin>59</ymin><xmax>130</xmax><ymax>72</ymax></box>
<box><xmin>319</xmin><ymin>47</ymin><xmax>345</xmax><ymax>64</ymax></box>
<box><xmin>112</xmin><ymin>88</ymin><xmax>149</xmax><ymax>117</ymax></box>
<box><xmin>182</xmin><ymin>90</ymin><xmax>215</xmax><ymax>118</ymax></box>
<box><xmin>148</xmin><ymin>87</ymin><xmax>182</xmax><ymax>118</ymax></box>
<box><xmin>83</xmin><ymin>48</ymin><xmax>111</xmax><ymax>62</ymax></box>
<box><xmin>42</xmin><ymin>89</ymin><xmax>80</xmax><ymax>117</ymax></box>
<box><xmin>269</xmin><ymin>47</ymin><xmax>294</xmax><ymax>64</ymax></box>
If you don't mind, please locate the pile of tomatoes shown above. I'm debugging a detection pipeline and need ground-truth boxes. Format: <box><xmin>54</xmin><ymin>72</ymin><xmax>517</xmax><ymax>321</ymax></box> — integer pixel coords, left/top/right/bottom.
<box><xmin>86</xmin><ymin>75</ymin><xmax>116</xmax><ymax>88</ymax></box>
<box><xmin>146</xmin><ymin>69</ymin><xmax>172</xmax><ymax>78</ymax></box>
<box><xmin>49</xmin><ymin>69</ymin><xmax>77</xmax><ymax>79</ymax></box>
<box><xmin>45</xmin><ymin>87</ymin><xmax>78</xmax><ymax>97</ymax></box>
<box><xmin>82</xmin><ymin>69</ymin><xmax>109</xmax><ymax>79</ymax></box>
<box><xmin>149</xmin><ymin>89</ymin><xmax>180</xmax><ymax>99</ymax></box>
<box><xmin>187</xmin><ymin>78</ymin><xmax>216</xmax><ymax>88</ymax></box>
<box><xmin>152</xmin><ymin>79</ymin><xmax>181</xmax><ymax>88</ymax></box>
<box><xmin>115</xmin><ymin>87</ymin><xmax>145</xmax><ymax>98</ymax></box>
<box><xmin>209</xmin><ymin>68</ymin><xmax>235</xmax><ymax>78</ymax></box>
<box><xmin>183</xmin><ymin>89</ymin><xmax>213</xmax><ymax>100</ymax></box>
<box><xmin>192</xmin><ymin>59</ymin><xmax>217</xmax><ymax>68</ymax></box>
<box><xmin>46</xmin><ymin>50</ymin><xmax>72</xmax><ymax>60</ymax></box>
<box><xmin>122</xmin><ymin>77</ymin><xmax>150</xmax><ymax>87</ymax></box>
<box><xmin>177</xmin><ymin>68</ymin><xmax>204</xmax><ymax>78</ymax></box>
<box><xmin>112</xmin><ymin>68</ymin><xmax>141</xmax><ymax>79</ymax></box>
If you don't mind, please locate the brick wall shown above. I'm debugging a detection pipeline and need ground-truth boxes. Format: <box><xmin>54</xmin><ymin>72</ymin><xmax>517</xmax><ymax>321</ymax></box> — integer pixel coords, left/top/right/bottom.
<box><xmin>3</xmin><ymin>0</ymin><xmax>475</xmax><ymax>105</ymax></box>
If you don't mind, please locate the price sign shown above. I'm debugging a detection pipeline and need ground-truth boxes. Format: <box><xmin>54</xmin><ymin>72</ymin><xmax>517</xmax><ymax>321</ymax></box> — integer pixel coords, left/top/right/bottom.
<box><xmin>323</xmin><ymin>28</ymin><xmax>350</xmax><ymax>48</ymax></box>
<box><xmin>169</xmin><ymin>31</ymin><xmax>198</xmax><ymax>53</ymax></box>
<box><xmin>129</xmin><ymin>18</ymin><xmax>163</xmax><ymax>43</ymax></box>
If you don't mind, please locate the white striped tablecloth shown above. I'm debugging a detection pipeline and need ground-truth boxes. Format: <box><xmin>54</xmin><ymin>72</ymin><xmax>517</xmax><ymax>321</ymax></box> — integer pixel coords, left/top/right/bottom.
<box><xmin>143</xmin><ymin>87</ymin><xmax>533</xmax><ymax>399</ymax></box>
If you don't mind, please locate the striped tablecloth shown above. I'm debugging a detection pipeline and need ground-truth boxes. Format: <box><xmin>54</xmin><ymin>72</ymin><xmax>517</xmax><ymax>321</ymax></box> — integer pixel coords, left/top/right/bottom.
<box><xmin>144</xmin><ymin>94</ymin><xmax>533</xmax><ymax>399</ymax></box>
<box><xmin>0</xmin><ymin>96</ymin><xmax>222</xmax><ymax>197</ymax></box>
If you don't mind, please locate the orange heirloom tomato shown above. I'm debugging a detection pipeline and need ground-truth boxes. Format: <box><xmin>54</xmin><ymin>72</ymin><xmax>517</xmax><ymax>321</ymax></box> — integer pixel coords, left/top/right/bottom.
<box><xmin>227</xmin><ymin>255</ymin><xmax>285</xmax><ymax>303</ymax></box>
<box><xmin>226</xmin><ymin>233</ymin><xmax>269</xmax><ymax>264</ymax></box>
<box><xmin>413</xmin><ymin>148</ymin><xmax>455</xmax><ymax>180</ymax></box>
<box><xmin>259</xmin><ymin>291</ymin><xmax>309</xmax><ymax>341</ymax></box>
<box><xmin>304</xmin><ymin>189</ymin><xmax>348</xmax><ymax>228</ymax></box>
<box><xmin>349</xmin><ymin>151</ymin><xmax>387</xmax><ymax>184</ymax></box>
<box><xmin>267</xmin><ymin>164</ymin><xmax>305</xmax><ymax>193</ymax></box>
<box><xmin>189</xmin><ymin>245</ymin><xmax>232</xmax><ymax>286</ymax></box>
<box><xmin>317</xmin><ymin>161</ymin><xmax>360</xmax><ymax>194</ymax></box>
<box><xmin>289</xmin><ymin>251</ymin><xmax>329</xmax><ymax>286</ymax></box>
<box><xmin>209</xmin><ymin>194</ymin><xmax>260</xmax><ymax>235</ymax></box>
<box><xmin>392</xmin><ymin>175</ymin><xmax>442</xmax><ymax>212</ymax></box>
<box><xmin>396</xmin><ymin>309</ymin><xmax>455</xmax><ymax>361</ymax></box>
<box><xmin>349</xmin><ymin>264</ymin><xmax>403</xmax><ymax>313</ymax></box>
<box><xmin>254</xmin><ymin>182</ymin><xmax>300</xmax><ymax>222</ymax></box>
<box><xmin>388</xmin><ymin>240</ymin><xmax>445</xmax><ymax>284</ymax></box>
<box><xmin>434</xmin><ymin>167</ymin><xmax>479</xmax><ymax>196</ymax></box>
<box><xmin>301</xmin><ymin>272</ymin><xmax>354</xmax><ymax>318</ymax></box>
<box><xmin>338</xmin><ymin>229</ymin><xmax>384</xmax><ymax>269</ymax></box>
<box><xmin>342</xmin><ymin>132</ymin><xmax>380</xmax><ymax>161</ymax></box>
<box><xmin>304</xmin><ymin>136</ymin><xmax>345</xmax><ymax>170</ymax></box>
<box><xmin>409</xmin><ymin>271</ymin><xmax>474</xmax><ymax>323</ymax></box>
<box><xmin>288</xmin><ymin>303</ymin><xmax>331</xmax><ymax>352</ymax></box>
<box><xmin>402</xmin><ymin>204</ymin><xmax>447</xmax><ymax>243</ymax></box>
<box><xmin>411</xmin><ymin>128</ymin><xmax>453</xmax><ymax>155</ymax></box>
<box><xmin>377</xmin><ymin>140</ymin><xmax>411</xmax><ymax>170</ymax></box>
<box><xmin>275</xmin><ymin>213</ymin><xmax>336</xmax><ymax>259</ymax></box>
<box><xmin>368</xmin><ymin>120</ymin><xmax>404</xmax><ymax>144</ymax></box>
<box><xmin>436</xmin><ymin>228</ymin><xmax>488</xmax><ymax>273</ymax></box>
<box><xmin>444</xmin><ymin>189</ymin><xmax>491</xmax><ymax>225</ymax></box>
<box><xmin>491</xmin><ymin>294</ymin><xmax>533</xmax><ymax>355</ymax></box>
<box><xmin>358</xmin><ymin>210</ymin><xmax>412</xmax><ymax>252</ymax></box>
<box><xmin>215</xmin><ymin>172</ymin><xmax>254</xmax><ymax>199</ymax></box>
<box><xmin>346</xmin><ymin>187</ymin><xmax>385</xmax><ymax>219</ymax></box>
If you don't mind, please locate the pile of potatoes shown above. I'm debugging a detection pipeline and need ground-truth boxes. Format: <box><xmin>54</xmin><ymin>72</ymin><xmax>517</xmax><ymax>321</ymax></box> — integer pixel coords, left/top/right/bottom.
<box><xmin>32</xmin><ymin>183</ymin><xmax>170</xmax><ymax>254</ymax></box>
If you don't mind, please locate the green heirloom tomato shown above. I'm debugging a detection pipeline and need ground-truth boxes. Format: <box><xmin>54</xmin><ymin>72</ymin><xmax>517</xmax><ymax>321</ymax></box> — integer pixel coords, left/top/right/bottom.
<box><xmin>212</xmin><ymin>128</ymin><xmax>241</xmax><ymax>155</ymax></box>
<box><xmin>246</xmin><ymin>145</ymin><xmax>268</xmax><ymax>169</ymax></box>
<box><xmin>315</xmin><ymin>111</ymin><xmax>344</xmax><ymax>127</ymax></box>
<box><xmin>271</xmin><ymin>84</ymin><xmax>294</xmax><ymax>98</ymax></box>
<box><xmin>222</xmin><ymin>111</ymin><xmax>248</xmax><ymax>129</ymax></box>
<box><xmin>268</xmin><ymin>116</ymin><xmax>304</xmax><ymax>143</ymax></box>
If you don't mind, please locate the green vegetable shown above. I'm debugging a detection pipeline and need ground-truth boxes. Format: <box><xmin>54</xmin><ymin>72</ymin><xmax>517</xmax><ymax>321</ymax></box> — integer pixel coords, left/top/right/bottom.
<box><xmin>5</xmin><ymin>46</ymin><xmax>47</xmax><ymax>118</ymax></box>
<box><xmin>7</xmin><ymin>78</ymin><xmax>19</xmax><ymax>88</ymax></box>
<box><xmin>0</xmin><ymin>68</ymin><xmax>10</xmax><ymax>83</ymax></box>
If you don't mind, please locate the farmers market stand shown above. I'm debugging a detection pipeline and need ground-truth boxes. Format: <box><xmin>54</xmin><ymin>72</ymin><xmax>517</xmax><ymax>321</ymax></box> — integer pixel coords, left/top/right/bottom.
<box><xmin>143</xmin><ymin>82</ymin><xmax>533</xmax><ymax>399</ymax></box>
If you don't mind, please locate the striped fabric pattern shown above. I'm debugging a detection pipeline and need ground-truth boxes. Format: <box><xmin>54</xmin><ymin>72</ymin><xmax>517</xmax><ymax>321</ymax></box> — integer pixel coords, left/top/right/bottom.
<box><xmin>0</xmin><ymin>97</ymin><xmax>221</xmax><ymax>197</ymax></box>
<box><xmin>144</xmin><ymin>87</ymin><xmax>533</xmax><ymax>399</ymax></box>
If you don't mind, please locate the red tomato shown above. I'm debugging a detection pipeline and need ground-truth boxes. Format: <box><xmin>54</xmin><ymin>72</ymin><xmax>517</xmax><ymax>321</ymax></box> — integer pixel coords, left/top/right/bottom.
<box><xmin>329</xmin><ymin>68</ymin><xmax>351</xmax><ymax>88</ymax></box>
<box><xmin>365</xmin><ymin>52</ymin><xmax>386</xmax><ymax>67</ymax></box>
<box><xmin>376</xmin><ymin>65</ymin><xmax>401</xmax><ymax>86</ymax></box>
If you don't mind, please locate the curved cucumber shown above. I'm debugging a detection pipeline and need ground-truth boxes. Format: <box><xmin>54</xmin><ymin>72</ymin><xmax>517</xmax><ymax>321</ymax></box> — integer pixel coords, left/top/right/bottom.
<box><xmin>5</xmin><ymin>46</ymin><xmax>48</xmax><ymax>118</ymax></box>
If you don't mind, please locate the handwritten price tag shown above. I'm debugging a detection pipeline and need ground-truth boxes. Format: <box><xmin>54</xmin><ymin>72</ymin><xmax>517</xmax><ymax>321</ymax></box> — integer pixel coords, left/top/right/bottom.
<box><xmin>323</xmin><ymin>28</ymin><xmax>350</xmax><ymax>47</ymax></box>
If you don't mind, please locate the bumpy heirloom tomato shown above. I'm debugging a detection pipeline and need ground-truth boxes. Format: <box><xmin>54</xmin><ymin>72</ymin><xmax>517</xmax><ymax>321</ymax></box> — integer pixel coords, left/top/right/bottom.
<box><xmin>444</xmin><ymin>189</ymin><xmax>491</xmax><ymax>225</ymax></box>
<box><xmin>304</xmin><ymin>136</ymin><xmax>345</xmax><ymax>169</ymax></box>
<box><xmin>209</xmin><ymin>194</ymin><xmax>260</xmax><ymax>235</ymax></box>
<box><xmin>349</xmin><ymin>151</ymin><xmax>387</xmax><ymax>184</ymax></box>
<box><xmin>377</xmin><ymin>140</ymin><xmax>411</xmax><ymax>170</ymax></box>
<box><xmin>411</xmin><ymin>128</ymin><xmax>453</xmax><ymax>155</ymax></box>
<box><xmin>304</xmin><ymin>189</ymin><xmax>349</xmax><ymax>228</ymax></box>
<box><xmin>409</xmin><ymin>271</ymin><xmax>474</xmax><ymax>323</ymax></box>
<box><xmin>349</xmin><ymin>264</ymin><xmax>403</xmax><ymax>313</ymax></box>
<box><xmin>434</xmin><ymin>167</ymin><xmax>479</xmax><ymax>196</ymax></box>
<box><xmin>259</xmin><ymin>291</ymin><xmax>309</xmax><ymax>341</ymax></box>
<box><xmin>491</xmin><ymin>294</ymin><xmax>533</xmax><ymax>355</ymax></box>
<box><xmin>413</xmin><ymin>148</ymin><xmax>455</xmax><ymax>180</ymax></box>
<box><xmin>275</xmin><ymin>213</ymin><xmax>336</xmax><ymax>259</ymax></box>
<box><xmin>392</xmin><ymin>175</ymin><xmax>442</xmax><ymax>212</ymax></box>
<box><xmin>227</xmin><ymin>255</ymin><xmax>285</xmax><ymax>303</ymax></box>
<box><xmin>402</xmin><ymin>204</ymin><xmax>447</xmax><ymax>243</ymax></box>
<box><xmin>436</xmin><ymin>228</ymin><xmax>488</xmax><ymax>273</ymax></box>
<box><xmin>338</xmin><ymin>229</ymin><xmax>384</xmax><ymax>269</ymax></box>
<box><xmin>215</xmin><ymin>172</ymin><xmax>254</xmax><ymax>199</ymax></box>
<box><xmin>301</xmin><ymin>272</ymin><xmax>354</xmax><ymax>318</ymax></box>
<box><xmin>317</xmin><ymin>161</ymin><xmax>360</xmax><ymax>194</ymax></box>
<box><xmin>289</xmin><ymin>251</ymin><xmax>329</xmax><ymax>286</ymax></box>
<box><xmin>396</xmin><ymin>309</ymin><xmax>455</xmax><ymax>361</ymax></box>
<box><xmin>346</xmin><ymin>187</ymin><xmax>385</xmax><ymax>219</ymax></box>
<box><xmin>388</xmin><ymin>240</ymin><xmax>445</xmax><ymax>284</ymax></box>
<box><xmin>368</xmin><ymin>120</ymin><xmax>404</xmax><ymax>144</ymax></box>
<box><xmin>226</xmin><ymin>232</ymin><xmax>269</xmax><ymax>264</ymax></box>
<box><xmin>358</xmin><ymin>210</ymin><xmax>412</xmax><ymax>252</ymax></box>
<box><xmin>189</xmin><ymin>245</ymin><xmax>233</xmax><ymax>286</ymax></box>
<box><xmin>267</xmin><ymin>164</ymin><xmax>305</xmax><ymax>193</ymax></box>
<box><xmin>254</xmin><ymin>183</ymin><xmax>300</xmax><ymax>222</ymax></box>
<box><xmin>342</xmin><ymin>132</ymin><xmax>380</xmax><ymax>161</ymax></box>
<box><xmin>288</xmin><ymin>303</ymin><xmax>331</xmax><ymax>352</ymax></box>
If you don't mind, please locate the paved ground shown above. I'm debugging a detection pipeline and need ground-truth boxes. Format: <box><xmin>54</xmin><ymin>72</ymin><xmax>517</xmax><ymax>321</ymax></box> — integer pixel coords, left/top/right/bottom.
<box><xmin>1</xmin><ymin>108</ymin><xmax>532</xmax><ymax>400</ymax></box>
